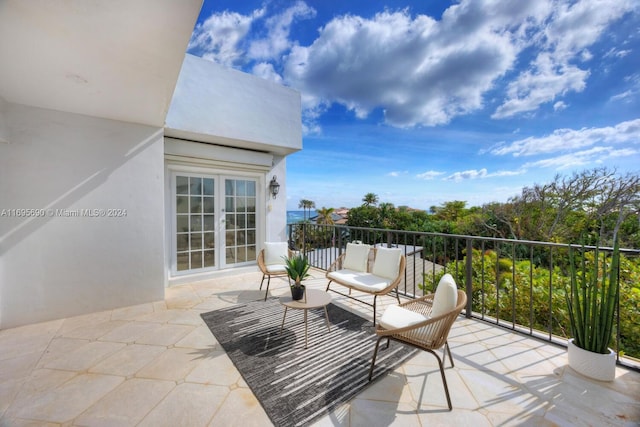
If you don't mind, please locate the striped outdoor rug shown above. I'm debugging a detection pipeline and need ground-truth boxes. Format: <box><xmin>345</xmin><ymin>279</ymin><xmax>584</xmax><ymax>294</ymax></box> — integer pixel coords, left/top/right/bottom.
<box><xmin>201</xmin><ymin>296</ymin><xmax>416</xmax><ymax>427</ymax></box>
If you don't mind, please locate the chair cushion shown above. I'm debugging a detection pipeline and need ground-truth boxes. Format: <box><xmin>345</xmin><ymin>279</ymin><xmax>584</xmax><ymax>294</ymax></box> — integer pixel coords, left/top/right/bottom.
<box><xmin>266</xmin><ymin>264</ymin><xmax>287</xmax><ymax>274</ymax></box>
<box><xmin>372</xmin><ymin>247</ymin><xmax>402</xmax><ymax>280</ymax></box>
<box><xmin>264</xmin><ymin>242</ymin><xmax>288</xmax><ymax>266</ymax></box>
<box><xmin>379</xmin><ymin>304</ymin><xmax>429</xmax><ymax>330</ymax></box>
<box><xmin>327</xmin><ymin>269</ymin><xmax>390</xmax><ymax>292</ymax></box>
<box><xmin>342</xmin><ymin>243</ymin><xmax>370</xmax><ymax>272</ymax></box>
<box><xmin>431</xmin><ymin>273</ymin><xmax>458</xmax><ymax>317</ymax></box>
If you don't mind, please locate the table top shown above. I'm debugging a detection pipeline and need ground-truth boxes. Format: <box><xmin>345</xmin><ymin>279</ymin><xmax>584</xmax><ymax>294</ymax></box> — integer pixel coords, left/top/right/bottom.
<box><xmin>279</xmin><ymin>288</ymin><xmax>332</xmax><ymax>309</ymax></box>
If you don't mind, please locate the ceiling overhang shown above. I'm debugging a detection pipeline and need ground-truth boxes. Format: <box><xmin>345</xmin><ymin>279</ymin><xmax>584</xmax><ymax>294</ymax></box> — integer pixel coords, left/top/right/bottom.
<box><xmin>0</xmin><ymin>0</ymin><xmax>203</xmax><ymax>127</ymax></box>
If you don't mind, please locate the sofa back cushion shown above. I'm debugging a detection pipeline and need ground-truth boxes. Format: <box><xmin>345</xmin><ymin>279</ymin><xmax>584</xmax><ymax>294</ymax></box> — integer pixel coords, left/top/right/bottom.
<box><xmin>431</xmin><ymin>273</ymin><xmax>458</xmax><ymax>317</ymax></box>
<box><xmin>342</xmin><ymin>243</ymin><xmax>370</xmax><ymax>272</ymax></box>
<box><xmin>264</xmin><ymin>242</ymin><xmax>289</xmax><ymax>266</ymax></box>
<box><xmin>372</xmin><ymin>247</ymin><xmax>402</xmax><ymax>280</ymax></box>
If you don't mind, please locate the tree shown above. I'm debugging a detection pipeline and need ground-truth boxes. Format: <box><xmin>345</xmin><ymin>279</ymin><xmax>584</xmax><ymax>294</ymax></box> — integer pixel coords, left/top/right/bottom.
<box><xmin>347</xmin><ymin>205</ymin><xmax>378</xmax><ymax>228</ymax></box>
<box><xmin>316</xmin><ymin>207</ymin><xmax>335</xmax><ymax>225</ymax></box>
<box><xmin>362</xmin><ymin>193</ymin><xmax>379</xmax><ymax>207</ymax></box>
<box><xmin>497</xmin><ymin>168</ymin><xmax>640</xmax><ymax>246</ymax></box>
<box><xmin>433</xmin><ymin>200</ymin><xmax>467</xmax><ymax>222</ymax></box>
<box><xmin>378</xmin><ymin>202</ymin><xmax>395</xmax><ymax>228</ymax></box>
<box><xmin>298</xmin><ymin>199</ymin><xmax>315</xmax><ymax>221</ymax></box>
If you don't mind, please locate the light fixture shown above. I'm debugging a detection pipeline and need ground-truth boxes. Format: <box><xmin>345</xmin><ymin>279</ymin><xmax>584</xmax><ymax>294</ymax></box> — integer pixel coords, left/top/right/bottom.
<box><xmin>269</xmin><ymin>176</ymin><xmax>280</xmax><ymax>199</ymax></box>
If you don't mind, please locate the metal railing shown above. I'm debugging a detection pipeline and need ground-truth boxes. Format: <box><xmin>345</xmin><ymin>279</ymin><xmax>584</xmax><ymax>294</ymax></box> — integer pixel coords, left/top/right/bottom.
<box><xmin>287</xmin><ymin>222</ymin><xmax>640</xmax><ymax>371</ymax></box>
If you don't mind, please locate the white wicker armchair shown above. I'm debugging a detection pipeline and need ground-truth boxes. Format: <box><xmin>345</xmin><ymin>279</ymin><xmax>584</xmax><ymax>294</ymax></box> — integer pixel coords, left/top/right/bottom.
<box><xmin>369</xmin><ymin>276</ymin><xmax>467</xmax><ymax>410</ymax></box>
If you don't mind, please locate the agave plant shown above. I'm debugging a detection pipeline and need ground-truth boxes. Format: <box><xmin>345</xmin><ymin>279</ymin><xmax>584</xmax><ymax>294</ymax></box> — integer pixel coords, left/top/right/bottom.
<box><xmin>284</xmin><ymin>253</ymin><xmax>311</xmax><ymax>286</ymax></box>
<box><xmin>565</xmin><ymin>239</ymin><xmax>620</xmax><ymax>354</ymax></box>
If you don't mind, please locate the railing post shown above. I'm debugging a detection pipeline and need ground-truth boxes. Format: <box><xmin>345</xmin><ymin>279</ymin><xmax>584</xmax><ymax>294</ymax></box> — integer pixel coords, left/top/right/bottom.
<box><xmin>465</xmin><ymin>238</ymin><xmax>473</xmax><ymax>318</ymax></box>
<box><xmin>302</xmin><ymin>222</ymin><xmax>307</xmax><ymax>257</ymax></box>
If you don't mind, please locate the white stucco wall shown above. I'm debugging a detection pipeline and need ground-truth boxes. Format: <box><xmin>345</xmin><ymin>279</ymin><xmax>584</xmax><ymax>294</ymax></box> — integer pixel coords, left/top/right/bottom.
<box><xmin>166</xmin><ymin>54</ymin><xmax>302</xmax><ymax>156</ymax></box>
<box><xmin>0</xmin><ymin>102</ymin><xmax>166</xmax><ymax>329</ymax></box>
<box><xmin>266</xmin><ymin>155</ymin><xmax>288</xmax><ymax>242</ymax></box>
<box><xmin>164</xmin><ymin>54</ymin><xmax>302</xmax><ymax>262</ymax></box>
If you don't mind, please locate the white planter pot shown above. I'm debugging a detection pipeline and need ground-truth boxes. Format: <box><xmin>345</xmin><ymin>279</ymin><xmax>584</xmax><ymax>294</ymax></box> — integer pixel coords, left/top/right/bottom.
<box><xmin>567</xmin><ymin>338</ymin><xmax>616</xmax><ymax>382</ymax></box>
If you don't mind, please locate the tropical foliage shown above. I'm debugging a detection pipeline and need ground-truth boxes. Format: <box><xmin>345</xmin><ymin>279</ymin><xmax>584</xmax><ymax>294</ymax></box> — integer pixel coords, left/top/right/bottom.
<box><xmin>316</xmin><ymin>207</ymin><xmax>335</xmax><ymax>224</ymax></box>
<box><xmin>420</xmin><ymin>245</ymin><xmax>640</xmax><ymax>359</ymax></box>
<box><xmin>346</xmin><ymin>168</ymin><xmax>640</xmax><ymax>249</ymax></box>
<box><xmin>362</xmin><ymin>192</ymin><xmax>379</xmax><ymax>207</ymax></box>
<box><xmin>298</xmin><ymin>199</ymin><xmax>316</xmax><ymax>221</ymax></box>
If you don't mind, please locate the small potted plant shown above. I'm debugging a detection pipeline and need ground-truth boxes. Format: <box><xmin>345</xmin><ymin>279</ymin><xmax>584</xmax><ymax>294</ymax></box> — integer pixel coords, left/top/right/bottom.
<box><xmin>284</xmin><ymin>253</ymin><xmax>311</xmax><ymax>300</ymax></box>
<box><xmin>564</xmin><ymin>238</ymin><xmax>620</xmax><ymax>381</ymax></box>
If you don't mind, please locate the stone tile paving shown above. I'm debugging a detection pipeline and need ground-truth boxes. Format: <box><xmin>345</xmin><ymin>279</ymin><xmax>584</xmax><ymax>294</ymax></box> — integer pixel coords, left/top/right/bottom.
<box><xmin>0</xmin><ymin>269</ymin><xmax>638</xmax><ymax>426</ymax></box>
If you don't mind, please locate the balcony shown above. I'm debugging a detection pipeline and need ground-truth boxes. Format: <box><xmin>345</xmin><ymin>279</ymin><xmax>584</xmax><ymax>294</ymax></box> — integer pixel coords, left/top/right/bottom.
<box><xmin>1</xmin><ymin>266</ymin><xmax>638</xmax><ymax>426</ymax></box>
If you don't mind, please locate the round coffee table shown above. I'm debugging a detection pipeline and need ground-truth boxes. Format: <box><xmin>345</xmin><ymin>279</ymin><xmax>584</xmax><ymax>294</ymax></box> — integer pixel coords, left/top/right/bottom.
<box><xmin>279</xmin><ymin>288</ymin><xmax>332</xmax><ymax>349</ymax></box>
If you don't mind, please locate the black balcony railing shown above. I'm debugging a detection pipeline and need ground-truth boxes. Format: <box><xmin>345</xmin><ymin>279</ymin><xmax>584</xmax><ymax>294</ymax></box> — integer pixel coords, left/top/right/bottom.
<box><xmin>287</xmin><ymin>222</ymin><xmax>640</xmax><ymax>371</ymax></box>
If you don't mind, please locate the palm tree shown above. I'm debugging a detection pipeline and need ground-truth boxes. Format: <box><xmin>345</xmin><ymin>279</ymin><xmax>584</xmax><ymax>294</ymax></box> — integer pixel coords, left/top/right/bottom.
<box><xmin>378</xmin><ymin>202</ymin><xmax>395</xmax><ymax>228</ymax></box>
<box><xmin>298</xmin><ymin>199</ymin><xmax>316</xmax><ymax>221</ymax></box>
<box><xmin>362</xmin><ymin>193</ymin><xmax>379</xmax><ymax>207</ymax></box>
<box><xmin>316</xmin><ymin>207</ymin><xmax>335</xmax><ymax>225</ymax></box>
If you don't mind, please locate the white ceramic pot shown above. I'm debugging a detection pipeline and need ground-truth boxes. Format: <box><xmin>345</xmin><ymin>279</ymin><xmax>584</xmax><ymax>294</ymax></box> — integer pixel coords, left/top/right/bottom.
<box><xmin>567</xmin><ymin>338</ymin><xmax>616</xmax><ymax>382</ymax></box>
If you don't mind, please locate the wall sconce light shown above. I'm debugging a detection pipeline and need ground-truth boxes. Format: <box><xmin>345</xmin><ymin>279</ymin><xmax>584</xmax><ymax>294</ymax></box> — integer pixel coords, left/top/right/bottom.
<box><xmin>269</xmin><ymin>176</ymin><xmax>280</xmax><ymax>199</ymax></box>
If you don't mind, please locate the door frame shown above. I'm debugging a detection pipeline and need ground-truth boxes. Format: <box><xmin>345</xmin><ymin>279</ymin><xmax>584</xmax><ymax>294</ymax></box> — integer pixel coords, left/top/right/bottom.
<box><xmin>165</xmin><ymin>162</ymin><xmax>266</xmax><ymax>280</ymax></box>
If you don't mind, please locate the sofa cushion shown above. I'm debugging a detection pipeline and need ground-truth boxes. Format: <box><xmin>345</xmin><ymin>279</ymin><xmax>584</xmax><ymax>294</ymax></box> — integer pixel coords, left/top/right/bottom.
<box><xmin>431</xmin><ymin>273</ymin><xmax>458</xmax><ymax>317</ymax></box>
<box><xmin>342</xmin><ymin>243</ymin><xmax>370</xmax><ymax>272</ymax></box>
<box><xmin>379</xmin><ymin>304</ymin><xmax>429</xmax><ymax>330</ymax></box>
<box><xmin>264</xmin><ymin>242</ymin><xmax>288</xmax><ymax>266</ymax></box>
<box><xmin>327</xmin><ymin>269</ymin><xmax>391</xmax><ymax>292</ymax></box>
<box><xmin>372</xmin><ymin>247</ymin><xmax>402</xmax><ymax>280</ymax></box>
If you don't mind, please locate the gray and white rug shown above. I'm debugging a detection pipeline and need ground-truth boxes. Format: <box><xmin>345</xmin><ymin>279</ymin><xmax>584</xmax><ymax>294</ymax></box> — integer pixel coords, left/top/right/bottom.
<box><xmin>201</xmin><ymin>296</ymin><xmax>416</xmax><ymax>427</ymax></box>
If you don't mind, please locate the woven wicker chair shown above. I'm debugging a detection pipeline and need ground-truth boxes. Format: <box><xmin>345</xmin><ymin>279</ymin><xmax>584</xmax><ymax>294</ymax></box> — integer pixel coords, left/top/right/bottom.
<box><xmin>368</xmin><ymin>288</ymin><xmax>467</xmax><ymax>410</ymax></box>
<box><xmin>257</xmin><ymin>244</ymin><xmax>293</xmax><ymax>301</ymax></box>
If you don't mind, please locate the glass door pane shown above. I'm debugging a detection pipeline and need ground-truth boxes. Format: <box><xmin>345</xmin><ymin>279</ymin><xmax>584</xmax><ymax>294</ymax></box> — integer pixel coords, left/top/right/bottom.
<box><xmin>175</xmin><ymin>174</ymin><xmax>216</xmax><ymax>273</ymax></box>
<box><xmin>223</xmin><ymin>178</ymin><xmax>257</xmax><ymax>266</ymax></box>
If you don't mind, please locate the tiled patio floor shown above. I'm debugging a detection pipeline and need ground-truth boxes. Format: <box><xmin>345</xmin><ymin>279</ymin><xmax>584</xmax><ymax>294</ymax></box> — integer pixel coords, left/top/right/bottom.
<box><xmin>1</xmin><ymin>269</ymin><xmax>639</xmax><ymax>426</ymax></box>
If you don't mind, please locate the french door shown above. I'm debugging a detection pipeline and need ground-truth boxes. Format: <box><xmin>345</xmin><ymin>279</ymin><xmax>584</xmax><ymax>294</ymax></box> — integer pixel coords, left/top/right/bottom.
<box><xmin>172</xmin><ymin>173</ymin><xmax>258</xmax><ymax>275</ymax></box>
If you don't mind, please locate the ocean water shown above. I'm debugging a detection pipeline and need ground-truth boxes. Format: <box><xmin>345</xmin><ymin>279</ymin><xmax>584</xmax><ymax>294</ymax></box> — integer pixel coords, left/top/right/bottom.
<box><xmin>287</xmin><ymin>210</ymin><xmax>316</xmax><ymax>223</ymax></box>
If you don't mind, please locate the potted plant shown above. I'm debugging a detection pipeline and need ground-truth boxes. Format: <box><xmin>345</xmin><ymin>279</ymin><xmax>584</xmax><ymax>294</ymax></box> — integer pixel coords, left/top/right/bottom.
<box><xmin>284</xmin><ymin>253</ymin><xmax>311</xmax><ymax>301</ymax></box>
<box><xmin>565</xmin><ymin>239</ymin><xmax>620</xmax><ymax>381</ymax></box>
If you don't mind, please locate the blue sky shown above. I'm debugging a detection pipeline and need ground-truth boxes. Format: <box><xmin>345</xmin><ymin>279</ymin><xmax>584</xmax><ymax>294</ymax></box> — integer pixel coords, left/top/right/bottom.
<box><xmin>188</xmin><ymin>0</ymin><xmax>640</xmax><ymax>211</ymax></box>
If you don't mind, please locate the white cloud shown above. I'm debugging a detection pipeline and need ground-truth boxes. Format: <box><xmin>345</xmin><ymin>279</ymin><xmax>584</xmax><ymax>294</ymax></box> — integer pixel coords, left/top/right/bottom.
<box><xmin>188</xmin><ymin>3</ymin><xmax>315</xmax><ymax>68</ymax></box>
<box><xmin>605</xmin><ymin>48</ymin><xmax>632</xmax><ymax>58</ymax></box>
<box><xmin>553</xmin><ymin>101</ymin><xmax>567</xmax><ymax>111</ymax></box>
<box><xmin>610</xmin><ymin>73</ymin><xmax>640</xmax><ymax>103</ymax></box>
<box><xmin>387</xmin><ymin>171</ymin><xmax>409</xmax><ymax>177</ymax></box>
<box><xmin>492</xmin><ymin>53</ymin><xmax>589</xmax><ymax>118</ymax></box>
<box><xmin>248</xmin><ymin>1</ymin><xmax>316</xmax><ymax>61</ymax></box>
<box><xmin>188</xmin><ymin>8</ymin><xmax>265</xmax><ymax>67</ymax></box>
<box><xmin>525</xmin><ymin>146</ymin><xmax>639</xmax><ymax>169</ymax></box>
<box><xmin>251</xmin><ymin>62</ymin><xmax>283</xmax><ymax>83</ymax></box>
<box><xmin>490</xmin><ymin>118</ymin><xmax>640</xmax><ymax>157</ymax></box>
<box><xmin>190</xmin><ymin>0</ymin><xmax>636</xmax><ymax>130</ymax></box>
<box><xmin>493</xmin><ymin>0</ymin><xmax>636</xmax><ymax>118</ymax></box>
<box><xmin>581</xmin><ymin>50</ymin><xmax>593</xmax><ymax>61</ymax></box>
<box><xmin>610</xmin><ymin>90</ymin><xmax>634</xmax><ymax>102</ymax></box>
<box><xmin>444</xmin><ymin>168</ymin><xmax>524</xmax><ymax>182</ymax></box>
<box><xmin>445</xmin><ymin>168</ymin><xmax>488</xmax><ymax>182</ymax></box>
<box><xmin>416</xmin><ymin>170</ymin><xmax>445</xmax><ymax>180</ymax></box>
<box><xmin>283</xmin><ymin>1</ymin><xmax>551</xmax><ymax>128</ymax></box>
